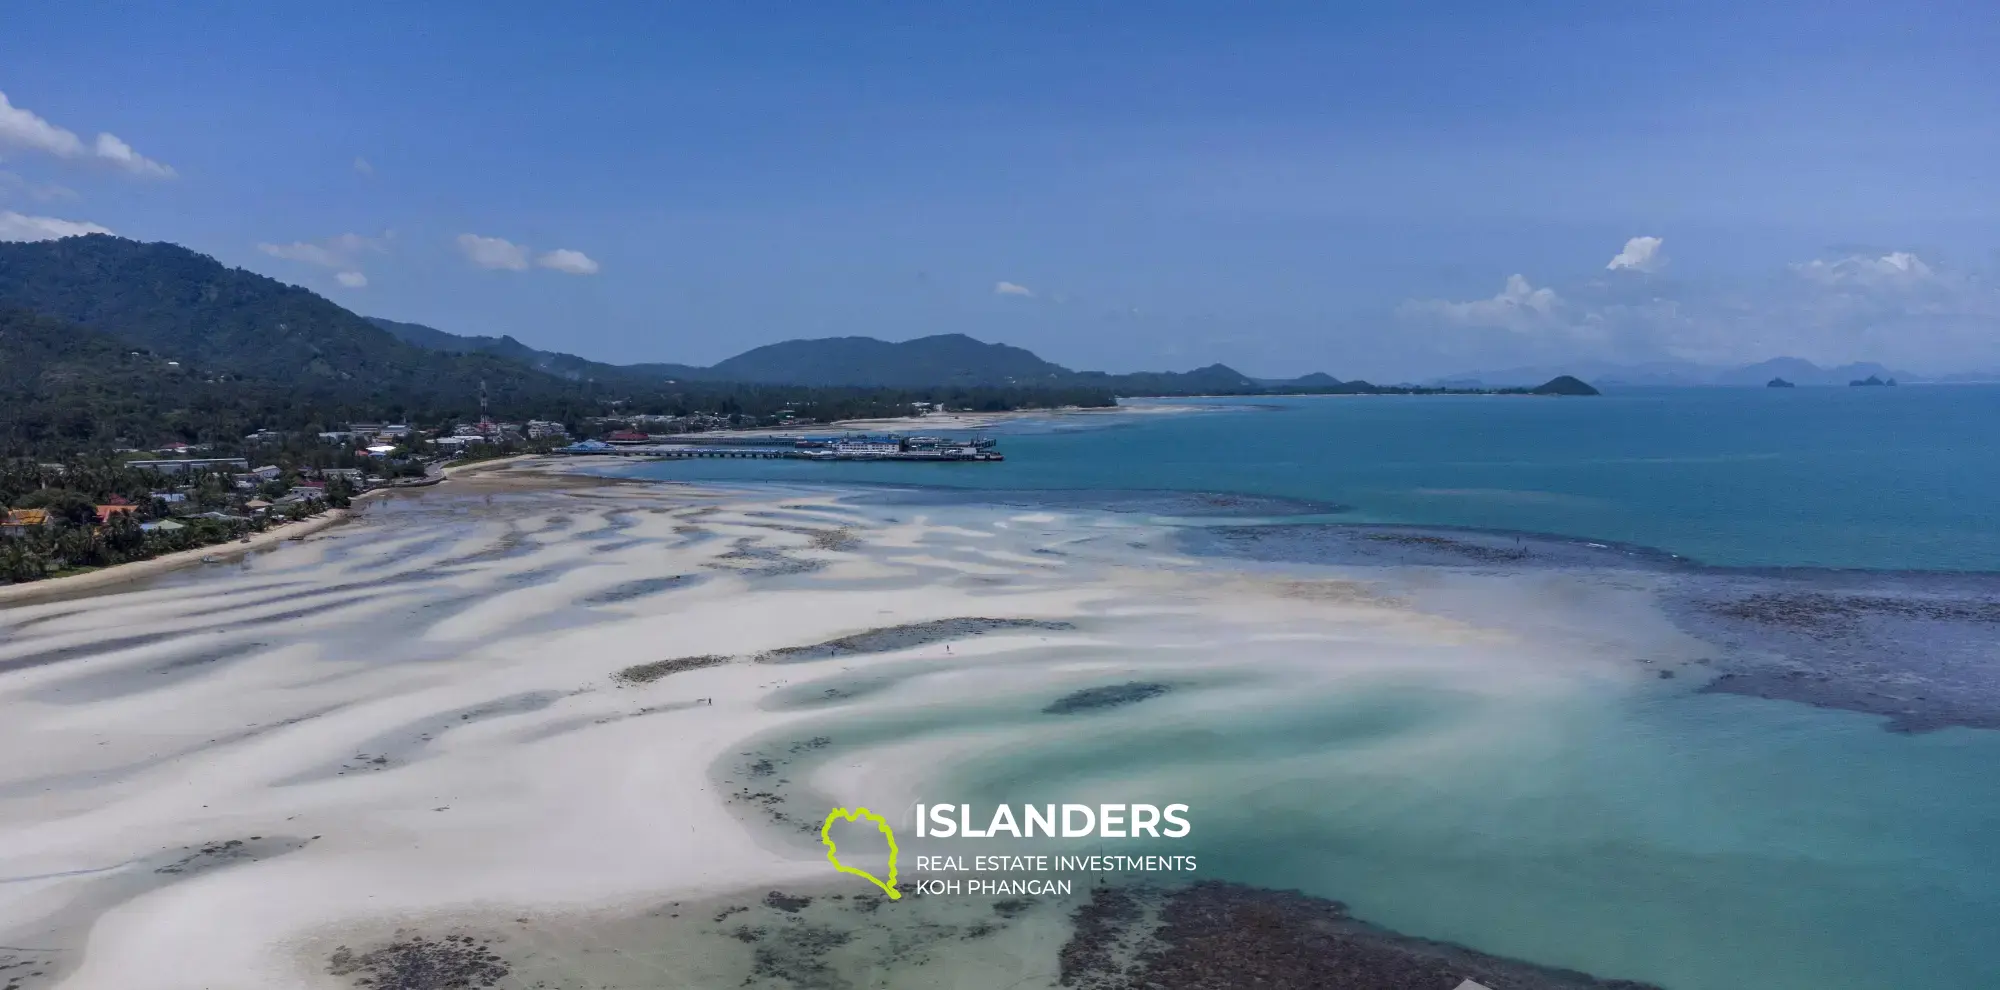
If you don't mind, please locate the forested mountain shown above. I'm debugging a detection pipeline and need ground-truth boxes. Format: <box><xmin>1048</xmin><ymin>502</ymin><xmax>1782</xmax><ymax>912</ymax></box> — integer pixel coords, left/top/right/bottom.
<box><xmin>702</xmin><ymin>334</ymin><xmax>1071</xmax><ymax>387</ymax></box>
<box><xmin>0</xmin><ymin>308</ymin><xmax>315</xmax><ymax>450</ymax></box>
<box><xmin>0</xmin><ymin>306</ymin><xmax>1118</xmax><ymax>455</ymax></box>
<box><xmin>366</xmin><ymin>317</ymin><xmax>707</xmax><ymax>383</ymax></box>
<box><xmin>373</xmin><ymin>322</ymin><xmax>1078</xmax><ymax>388</ymax></box>
<box><xmin>0</xmin><ymin>236</ymin><xmax>575</xmax><ymax>408</ymax></box>
<box><xmin>376</xmin><ymin>318</ymin><xmax>1370</xmax><ymax>394</ymax></box>
<box><xmin>0</xmin><ymin>235</ymin><xmax>1591</xmax><ymax>456</ymax></box>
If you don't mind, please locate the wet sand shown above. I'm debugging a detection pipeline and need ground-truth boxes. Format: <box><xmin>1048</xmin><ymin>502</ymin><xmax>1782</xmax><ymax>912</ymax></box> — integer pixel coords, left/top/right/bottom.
<box><xmin>3</xmin><ymin>466</ymin><xmax>1989</xmax><ymax>988</ymax></box>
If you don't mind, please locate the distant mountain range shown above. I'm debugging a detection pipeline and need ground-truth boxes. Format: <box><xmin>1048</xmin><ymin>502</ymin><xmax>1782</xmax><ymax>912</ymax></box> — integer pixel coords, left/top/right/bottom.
<box><xmin>1433</xmin><ymin>357</ymin><xmax>1940</xmax><ymax>388</ymax></box>
<box><xmin>369</xmin><ymin>316</ymin><xmax>1368</xmax><ymax>393</ymax></box>
<box><xmin>0</xmin><ymin>235</ymin><xmax>1599</xmax><ymax>457</ymax></box>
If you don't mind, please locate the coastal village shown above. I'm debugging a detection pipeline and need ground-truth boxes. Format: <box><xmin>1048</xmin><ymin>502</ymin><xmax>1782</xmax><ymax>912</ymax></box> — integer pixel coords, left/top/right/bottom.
<box><xmin>0</xmin><ymin>403</ymin><xmax>1005</xmax><ymax>584</ymax></box>
<box><xmin>0</xmin><ymin>415</ymin><xmax>543</xmax><ymax>583</ymax></box>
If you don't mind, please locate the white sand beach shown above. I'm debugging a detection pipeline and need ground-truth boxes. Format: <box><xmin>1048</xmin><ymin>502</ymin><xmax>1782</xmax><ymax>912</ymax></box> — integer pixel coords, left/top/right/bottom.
<box><xmin>0</xmin><ymin>461</ymin><xmax>1688</xmax><ymax>990</ymax></box>
<box><xmin>0</xmin><ymin>511</ymin><xmax>357</xmax><ymax>608</ymax></box>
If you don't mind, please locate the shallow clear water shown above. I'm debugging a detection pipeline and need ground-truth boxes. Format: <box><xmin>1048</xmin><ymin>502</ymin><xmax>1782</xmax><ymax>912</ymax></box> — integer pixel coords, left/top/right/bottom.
<box><xmin>622</xmin><ymin>385</ymin><xmax>2000</xmax><ymax>571</ymax></box>
<box><xmin>605</xmin><ymin>390</ymin><xmax>2000</xmax><ymax>989</ymax></box>
<box><xmin>925</xmin><ymin>681</ymin><xmax>2000</xmax><ymax>990</ymax></box>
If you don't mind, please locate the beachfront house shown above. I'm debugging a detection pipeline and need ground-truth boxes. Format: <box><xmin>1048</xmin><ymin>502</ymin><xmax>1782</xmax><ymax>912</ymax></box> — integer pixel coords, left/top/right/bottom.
<box><xmin>94</xmin><ymin>504</ymin><xmax>140</xmax><ymax>526</ymax></box>
<box><xmin>1</xmin><ymin>509</ymin><xmax>54</xmax><ymax>538</ymax></box>
<box><xmin>125</xmin><ymin>458</ymin><xmax>250</xmax><ymax>475</ymax></box>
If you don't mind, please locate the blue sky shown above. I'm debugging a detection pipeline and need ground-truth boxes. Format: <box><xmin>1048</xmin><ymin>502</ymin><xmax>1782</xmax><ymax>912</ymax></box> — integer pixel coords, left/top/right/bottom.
<box><xmin>4</xmin><ymin>2</ymin><xmax>1997</xmax><ymax>378</ymax></box>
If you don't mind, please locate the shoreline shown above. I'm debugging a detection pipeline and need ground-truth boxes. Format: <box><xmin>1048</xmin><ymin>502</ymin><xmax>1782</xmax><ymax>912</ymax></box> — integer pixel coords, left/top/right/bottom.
<box><xmin>0</xmin><ymin>455</ymin><xmax>561</xmax><ymax>607</ymax></box>
<box><xmin>0</xmin><ymin>508</ymin><xmax>355</xmax><ymax>606</ymax></box>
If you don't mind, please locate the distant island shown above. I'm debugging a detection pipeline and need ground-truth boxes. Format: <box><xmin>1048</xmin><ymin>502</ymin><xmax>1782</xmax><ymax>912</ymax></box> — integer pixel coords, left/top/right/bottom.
<box><xmin>1443</xmin><ymin>357</ymin><xmax>1924</xmax><ymax>388</ymax></box>
<box><xmin>1528</xmin><ymin>375</ymin><xmax>1599</xmax><ymax>396</ymax></box>
<box><xmin>1767</xmin><ymin>377</ymin><xmax>1795</xmax><ymax>388</ymax></box>
<box><xmin>1849</xmin><ymin>375</ymin><xmax>1897</xmax><ymax>387</ymax></box>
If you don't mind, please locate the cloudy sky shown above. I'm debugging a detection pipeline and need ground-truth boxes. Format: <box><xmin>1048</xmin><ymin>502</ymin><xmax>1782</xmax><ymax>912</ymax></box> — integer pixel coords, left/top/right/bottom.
<box><xmin>4</xmin><ymin>2</ymin><xmax>1996</xmax><ymax>378</ymax></box>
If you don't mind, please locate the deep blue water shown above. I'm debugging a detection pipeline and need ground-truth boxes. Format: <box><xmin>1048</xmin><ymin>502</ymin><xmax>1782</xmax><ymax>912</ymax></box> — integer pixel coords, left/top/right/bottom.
<box><xmin>620</xmin><ymin>386</ymin><xmax>2000</xmax><ymax>571</ymax></box>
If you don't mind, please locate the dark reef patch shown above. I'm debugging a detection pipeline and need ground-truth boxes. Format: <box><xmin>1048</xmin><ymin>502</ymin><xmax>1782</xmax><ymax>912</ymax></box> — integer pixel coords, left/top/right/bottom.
<box><xmin>846</xmin><ymin>486</ymin><xmax>1349</xmax><ymax>519</ymax></box>
<box><xmin>1045</xmin><ymin>682</ymin><xmax>1171</xmax><ymax>715</ymax></box>
<box><xmin>1670</xmin><ymin>574</ymin><xmax>2000</xmax><ymax>733</ymax></box>
<box><xmin>578</xmin><ymin>574</ymin><xmax>699</xmax><ymax>606</ymax></box>
<box><xmin>153</xmin><ymin>835</ymin><xmax>315</xmax><ymax>875</ymax></box>
<box><xmin>709</xmin><ymin>536</ymin><xmax>824</xmax><ymax>577</ymax></box>
<box><xmin>757</xmin><ymin>617</ymin><xmax>1075</xmax><ymax>664</ymax></box>
<box><xmin>1364</xmin><ymin>532</ymin><xmax>1530</xmax><ymax>563</ymax></box>
<box><xmin>1181</xmin><ymin>523</ymin><xmax>1674</xmax><ymax>572</ymax></box>
<box><xmin>327</xmin><ymin>933</ymin><xmax>509</xmax><ymax>990</ymax></box>
<box><xmin>763</xmin><ymin>890</ymin><xmax>813</xmax><ymax>913</ymax></box>
<box><xmin>1185</xmin><ymin>519</ymin><xmax>2000</xmax><ymax>733</ymax></box>
<box><xmin>1061</xmin><ymin>881</ymin><xmax>1661</xmax><ymax>990</ymax></box>
<box><xmin>613</xmin><ymin>654</ymin><xmax>730</xmax><ymax>685</ymax></box>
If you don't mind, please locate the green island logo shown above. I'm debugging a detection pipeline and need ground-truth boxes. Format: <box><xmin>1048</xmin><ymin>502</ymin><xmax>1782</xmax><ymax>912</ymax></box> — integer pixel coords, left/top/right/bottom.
<box><xmin>821</xmin><ymin>806</ymin><xmax>901</xmax><ymax>900</ymax></box>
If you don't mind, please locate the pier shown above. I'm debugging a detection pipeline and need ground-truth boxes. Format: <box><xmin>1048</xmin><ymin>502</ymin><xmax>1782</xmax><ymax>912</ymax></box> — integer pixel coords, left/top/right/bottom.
<box><xmin>554</xmin><ymin>433</ymin><xmax>1004</xmax><ymax>462</ymax></box>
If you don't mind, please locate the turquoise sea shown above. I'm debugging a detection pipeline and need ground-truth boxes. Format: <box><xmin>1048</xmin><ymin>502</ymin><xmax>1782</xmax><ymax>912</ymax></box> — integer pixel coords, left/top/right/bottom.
<box><xmin>620</xmin><ymin>386</ymin><xmax>2000</xmax><ymax>989</ymax></box>
<box><xmin>626</xmin><ymin>385</ymin><xmax>2000</xmax><ymax>571</ymax></box>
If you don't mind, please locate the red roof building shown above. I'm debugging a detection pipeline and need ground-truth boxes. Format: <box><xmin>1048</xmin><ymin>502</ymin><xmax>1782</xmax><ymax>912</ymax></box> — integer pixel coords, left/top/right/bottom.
<box><xmin>94</xmin><ymin>504</ymin><xmax>139</xmax><ymax>525</ymax></box>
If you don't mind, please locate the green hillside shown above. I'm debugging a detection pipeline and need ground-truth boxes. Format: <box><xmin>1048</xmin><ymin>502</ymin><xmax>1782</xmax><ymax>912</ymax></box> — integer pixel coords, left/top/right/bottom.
<box><xmin>0</xmin><ymin>236</ymin><xmax>579</xmax><ymax>408</ymax></box>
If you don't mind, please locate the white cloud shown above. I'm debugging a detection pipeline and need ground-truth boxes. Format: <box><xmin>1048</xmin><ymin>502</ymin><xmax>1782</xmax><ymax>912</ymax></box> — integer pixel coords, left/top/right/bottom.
<box><xmin>259</xmin><ymin>240</ymin><xmax>344</xmax><ymax>267</ymax></box>
<box><xmin>0</xmin><ymin>91</ymin><xmax>85</xmax><ymax>158</ymax></box>
<box><xmin>1607</xmin><ymin>236</ymin><xmax>1667</xmax><ymax>273</ymax></box>
<box><xmin>353</xmin><ymin>157</ymin><xmax>374</xmax><ymax>176</ymax></box>
<box><xmin>457</xmin><ymin>233</ymin><xmax>530</xmax><ymax>271</ymax></box>
<box><xmin>257</xmin><ymin>232</ymin><xmax>389</xmax><ymax>290</ymax></box>
<box><xmin>0</xmin><ymin>91</ymin><xmax>173</xmax><ymax>177</ymax></box>
<box><xmin>1790</xmin><ymin>251</ymin><xmax>1937</xmax><ymax>289</ymax></box>
<box><xmin>0</xmin><ymin>210</ymin><xmax>112</xmax><ymax>241</ymax></box>
<box><xmin>1401</xmin><ymin>274</ymin><xmax>1560</xmax><ymax>331</ymax></box>
<box><xmin>994</xmin><ymin>281</ymin><xmax>1034</xmax><ymax>296</ymax></box>
<box><xmin>1403</xmin><ymin>245</ymin><xmax>2000</xmax><ymax>373</ymax></box>
<box><xmin>535</xmin><ymin>248</ymin><xmax>599</xmax><ymax>275</ymax></box>
<box><xmin>91</xmin><ymin>133</ymin><xmax>174</xmax><ymax>178</ymax></box>
<box><xmin>258</xmin><ymin>232</ymin><xmax>387</xmax><ymax>269</ymax></box>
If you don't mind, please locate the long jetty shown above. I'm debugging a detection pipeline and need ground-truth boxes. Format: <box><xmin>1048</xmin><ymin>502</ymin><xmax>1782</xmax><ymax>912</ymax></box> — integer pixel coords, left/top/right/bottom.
<box><xmin>554</xmin><ymin>432</ymin><xmax>1004</xmax><ymax>462</ymax></box>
